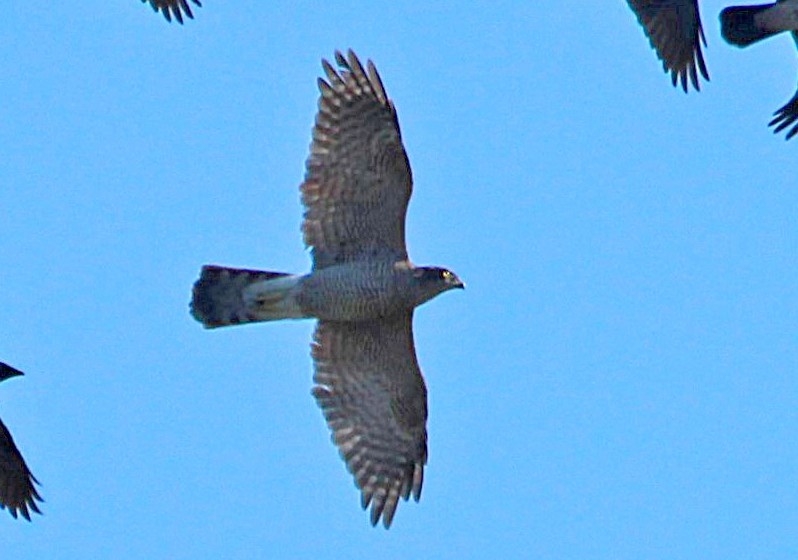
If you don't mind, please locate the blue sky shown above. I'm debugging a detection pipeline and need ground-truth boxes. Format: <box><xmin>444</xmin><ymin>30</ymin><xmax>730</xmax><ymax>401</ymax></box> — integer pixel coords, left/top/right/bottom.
<box><xmin>2</xmin><ymin>1</ymin><xmax>797</xmax><ymax>558</ymax></box>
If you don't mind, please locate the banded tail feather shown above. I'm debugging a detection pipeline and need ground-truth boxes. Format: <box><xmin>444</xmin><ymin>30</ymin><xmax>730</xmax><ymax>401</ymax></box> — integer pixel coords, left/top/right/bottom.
<box><xmin>191</xmin><ymin>265</ymin><xmax>305</xmax><ymax>328</ymax></box>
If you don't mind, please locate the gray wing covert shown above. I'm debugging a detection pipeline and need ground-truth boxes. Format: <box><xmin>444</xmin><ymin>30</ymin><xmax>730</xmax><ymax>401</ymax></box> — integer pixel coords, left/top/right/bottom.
<box><xmin>311</xmin><ymin>313</ymin><xmax>427</xmax><ymax>528</ymax></box>
<box><xmin>301</xmin><ymin>50</ymin><xmax>413</xmax><ymax>270</ymax></box>
<box><xmin>627</xmin><ymin>0</ymin><xmax>709</xmax><ymax>91</ymax></box>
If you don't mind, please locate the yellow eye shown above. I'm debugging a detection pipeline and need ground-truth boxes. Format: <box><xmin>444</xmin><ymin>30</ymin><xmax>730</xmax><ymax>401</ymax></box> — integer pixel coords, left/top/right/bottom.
<box><xmin>441</xmin><ymin>270</ymin><xmax>453</xmax><ymax>281</ymax></box>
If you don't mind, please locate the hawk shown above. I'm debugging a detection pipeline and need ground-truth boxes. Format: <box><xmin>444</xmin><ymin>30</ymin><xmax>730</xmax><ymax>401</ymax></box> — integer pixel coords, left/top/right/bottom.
<box><xmin>0</xmin><ymin>363</ymin><xmax>42</xmax><ymax>521</ymax></box>
<box><xmin>721</xmin><ymin>1</ymin><xmax>798</xmax><ymax>139</ymax></box>
<box><xmin>190</xmin><ymin>50</ymin><xmax>464</xmax><ymax>528</ymax></box>
<box><xmin>627</xmin><ymin>0</ymin><xmax>710</xmax><ymax>91</ymax></box>
<box><xmin>142</xmin><ymin>0</ymin><xmax>202</xmax><ymax>24</ymax></box>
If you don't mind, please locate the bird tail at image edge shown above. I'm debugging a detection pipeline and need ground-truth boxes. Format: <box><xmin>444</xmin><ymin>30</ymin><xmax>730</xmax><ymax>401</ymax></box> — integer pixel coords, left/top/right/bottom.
<box><xmin>190</xmin><ymin>265</ymin><xmax>304</xmax><ymax>328</ymax></box>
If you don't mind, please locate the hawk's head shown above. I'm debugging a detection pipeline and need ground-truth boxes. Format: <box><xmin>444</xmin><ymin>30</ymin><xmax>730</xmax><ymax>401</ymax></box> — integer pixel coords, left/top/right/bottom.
<box><xmin>412</xmin><ymin>266</ymin><xmax>464</xmax><ymax>306</ymax></box>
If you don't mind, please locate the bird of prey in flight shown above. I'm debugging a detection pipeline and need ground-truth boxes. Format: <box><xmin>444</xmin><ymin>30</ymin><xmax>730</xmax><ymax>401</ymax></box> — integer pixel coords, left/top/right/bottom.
<box><xmin>190</xmin><ymin>50</ymin><xmax>464</xmax><ymax>528</ymax></box>
<box><xmin>627</xmin><ymin>0</ymin><xmax>710</xmax><ymax>91</ymax></box>
<box><xmin>721</xmin><ymin>1</ymin><xmax>798</xmax><ymax>139</ymax></box>
<box><xmin>0</xmin><ymin>362</ymin><xmax>42</xmax><ymax>521</ymax></box>
<box><xmin>142</xmin><ymin>0</ymin><xmax>202</xmax><ymax>24</ymax></box>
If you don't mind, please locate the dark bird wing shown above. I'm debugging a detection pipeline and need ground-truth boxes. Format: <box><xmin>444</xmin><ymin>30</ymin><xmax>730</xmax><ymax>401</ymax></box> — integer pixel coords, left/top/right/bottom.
<box><xmin>0</xmin><ymin>363</ymin><xmax>42</xmax><ymax>521</ymax></box>
<box><xmin>301</xmin><ymin>50</ymin><xmax>413</xmax><ymax>270</ymax></box>
<box><xmin>627</xmin><ymin>0</ymin><xmax>710</xmax><ymax>91</ymax></box>
<box><xmin>0</xmin><ymin>419</ymin><xmax>42</xmax><ymax>521</ymax></box>
<box><xmin>311</xmin><ymin>313</ymin><xmax>427</xmax><ymax>528</ymax></box>
<box><xmin>767</xmin><ymin>31</ymin><xmax>798</xmax><ymax>140</ymax></box>
<box><xmin>142</xmin><ymin>0</ymin><xmax>202</xmax><ymax>24</ymax></box>
<box><xmin>769</xmin><ymin>90</ymin><xmax>798</xmax><ymax>139</ymax></box>
<box><xmin>769</xmin><ymin>39</ymin><xmax>798</xmax><ymax>140</ymax></box>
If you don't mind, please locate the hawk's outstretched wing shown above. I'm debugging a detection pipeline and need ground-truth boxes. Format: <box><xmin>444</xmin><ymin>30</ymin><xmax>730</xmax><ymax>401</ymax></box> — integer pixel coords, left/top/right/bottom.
<box><xmin>627</xmin><ymin>0</ymin><xmax>709</xmax><ymax>91</ymax></box>
<box><xmin>301</xmin><ymin>50</ymin><xmax>413</xmax><ymax>270</ymax></box>
<box><xmin>142</xmin><ymin>0</ymin><xmax>202</xmax><ymax>24</ymax></box>
<box><xmin>0</xmin><ymin>363</ymin><xmax>42</xmax><ymax>521</ymax></box>
<box><xmin>311</xmin><ymin>313</ymin><xmax>427</xmax><ymax>528</ymax></box>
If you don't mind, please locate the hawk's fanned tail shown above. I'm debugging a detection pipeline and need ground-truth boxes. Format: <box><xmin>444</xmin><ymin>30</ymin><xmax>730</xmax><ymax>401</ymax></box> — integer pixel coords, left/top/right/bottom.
<box><xmin>191</xmin><ymin>265</ymin><xmax>305</xmax><ymax>328</ymax></box>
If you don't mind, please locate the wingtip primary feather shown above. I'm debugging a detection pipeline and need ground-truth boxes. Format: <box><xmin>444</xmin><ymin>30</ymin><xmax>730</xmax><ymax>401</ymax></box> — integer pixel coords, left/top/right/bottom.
<box><xmin>143</xmin><ymin>0</ymin><xmax>202</xmax><ymax>24</ymax></box>
<box><xmin>768</xmin><ymin>92</ymin><xmax>798</xmax><ymax>140</ymax></box>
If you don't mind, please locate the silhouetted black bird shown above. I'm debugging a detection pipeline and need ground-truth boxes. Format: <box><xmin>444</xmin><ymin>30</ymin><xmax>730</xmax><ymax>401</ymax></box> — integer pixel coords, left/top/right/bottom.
<box><xmin>721</xmin><ymin>1</ymin><xmax>798</xmax><ymax>139</ymax></box>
